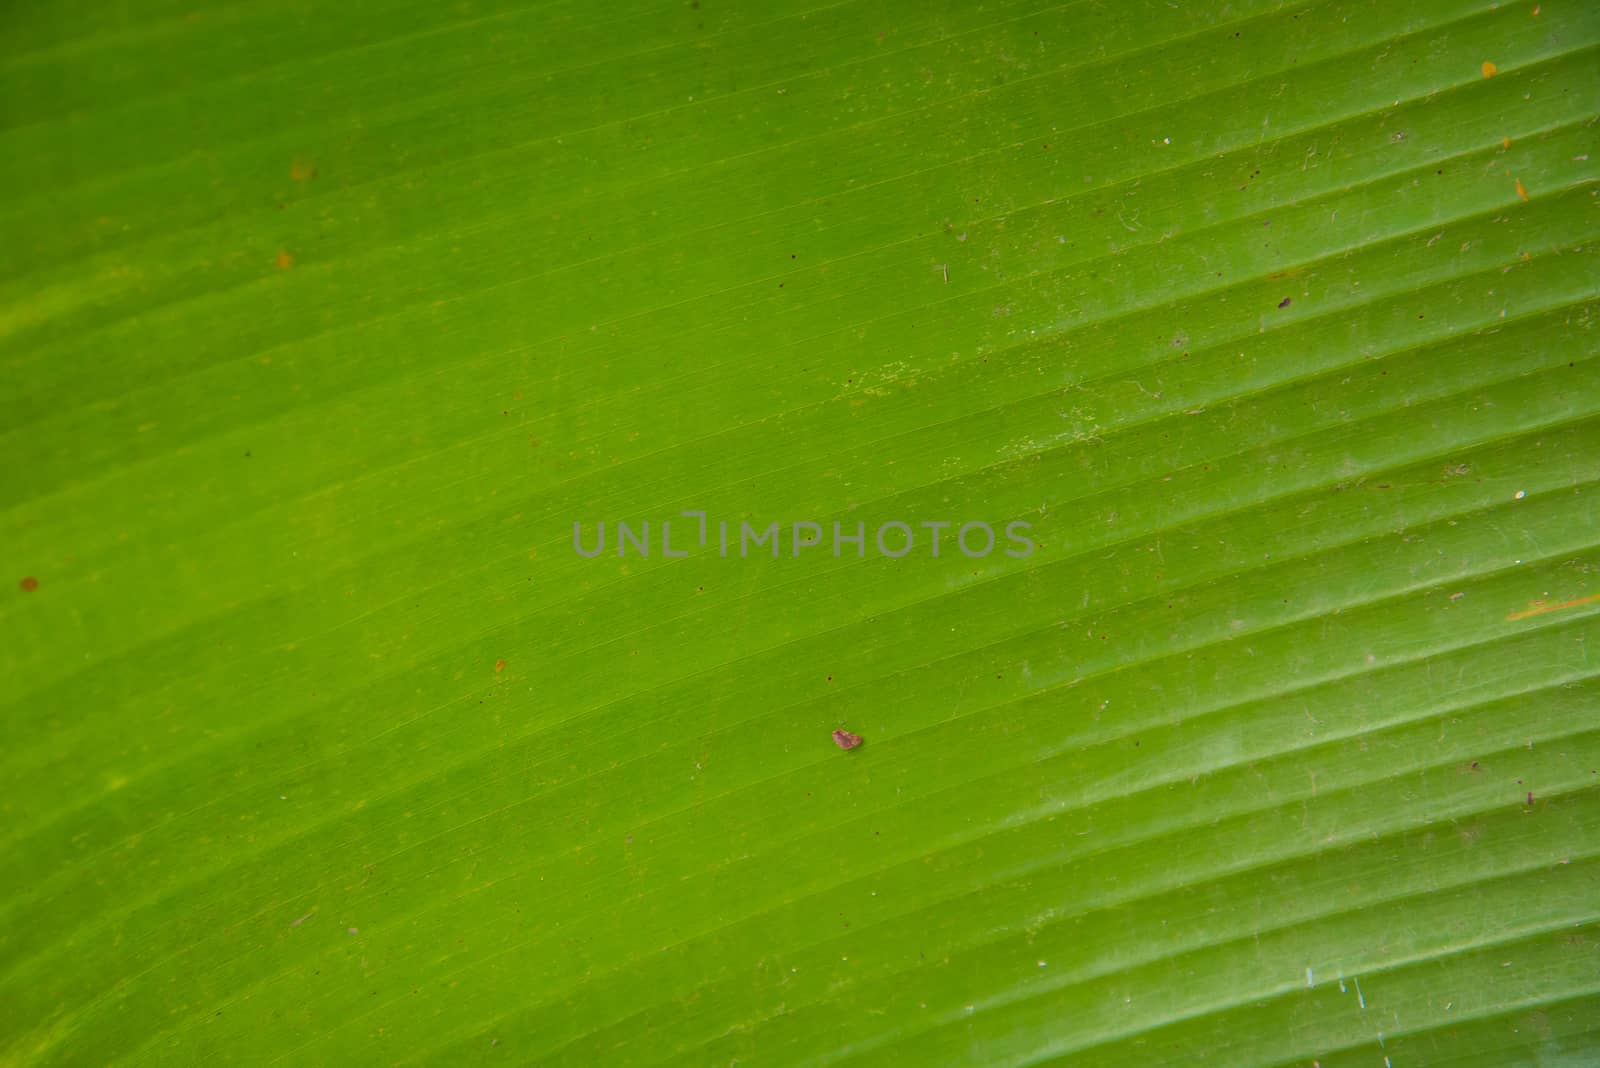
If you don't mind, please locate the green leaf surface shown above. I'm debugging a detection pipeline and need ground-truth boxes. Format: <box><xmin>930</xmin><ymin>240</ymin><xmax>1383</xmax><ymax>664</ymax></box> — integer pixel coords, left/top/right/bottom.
<box><xmin>2</xmin><ymin>0</ymin><xmax>1597</xmax><ymax>1064</ymax></box>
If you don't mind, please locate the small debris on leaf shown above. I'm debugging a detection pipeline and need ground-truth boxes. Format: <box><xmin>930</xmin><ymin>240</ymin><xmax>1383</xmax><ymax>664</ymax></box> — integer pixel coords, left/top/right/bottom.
<box><xmin>1277</xmin><ymin>297</ymin><xmax>1292</xmax><ymax>309</ymax></box>
<box><xmin>832</xmin><ymin>728</ymin><xmax>863</xmax><ymax>750</ymax></box>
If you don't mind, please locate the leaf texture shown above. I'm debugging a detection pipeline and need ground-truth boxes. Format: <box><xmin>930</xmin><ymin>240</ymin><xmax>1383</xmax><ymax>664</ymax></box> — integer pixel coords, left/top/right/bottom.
<box><xmin>1</xmin><ymin>1</ymin><xmax>1597</xmax><ymax>1064</ymax></box>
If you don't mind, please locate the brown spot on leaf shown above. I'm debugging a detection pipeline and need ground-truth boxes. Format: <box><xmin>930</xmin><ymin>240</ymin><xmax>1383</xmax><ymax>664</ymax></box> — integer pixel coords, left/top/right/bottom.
<box><xmin>290</xmin><ymin>157</ymin><xmax>317</xmax><ymax>182</ymax></box>
<box><xmin>1515</xmin><ymin>178</ymin><xmax>1529</xmax><ymax>202</ymax></box>
<box><xmin>1507</xmin><ymin>592</ymin><xmax>1600</xmax><ymax>621</ymax></box>
<box><xmin>495</xmin><ymin>659</ymin><xmax>506</xmax><ymax>673</ymax></box>
<box><xmin>832</xmin><ymin>728</ymin><xmax>863</xmax><ymax>750</ymax></box>
<box><xmin>275</xmin><ymin>250</ymin><xmax>294</xmax><ymax>270</ymax></box>
<box><xmin>1481</xmin><ymin>60</ymin><xmax>1497</xmax><ymax>78</ymax></box>
<box><xmin>19</xmin><ymin>576</ymin><xmax>38</xmax><ymax>592</ymax></box>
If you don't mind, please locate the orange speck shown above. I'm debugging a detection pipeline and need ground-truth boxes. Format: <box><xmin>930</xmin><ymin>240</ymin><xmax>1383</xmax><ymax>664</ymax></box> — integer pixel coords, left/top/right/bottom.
<box><xmin>1481</xmin><ymin>60</ymin><xmax>1497</xmax><ymax>78</ymax></box>
<box><xmin>1502</xmin><ymin>136</ymin><xmax>1511</xmax><ymax>149</ymax></box>
<box><xmin>19</xmin><ymin>576</ymin><xmax>38</xmax><ymax>592</ymax></box>
<box><xmin>275</xmin><ymin>250</ymin><xmax>294</xmax><ymax>270</ymax></box>
<box><xmin>1507</xmin><ymin>592</ymin><xmax>1600</xmax><ymax>621</ymax></box>
<box><xmin>1521</xmin><ymin>251</ymin><xmax>1532</xmax><ymax>261</ymax></box>
<box><xmin>290</xmin><ymin>157</ymin><xmax>317</xmax><ymax>182</ymax></box>
<box><xmin>495</xmin><ymin>659</ymin><xmax>506</xmax><ymax>673</ymax></box>
<box><xmin>1515</xmin><ymin>178</ymin><xmax>1529</xmax><ymax>201</ymax></box>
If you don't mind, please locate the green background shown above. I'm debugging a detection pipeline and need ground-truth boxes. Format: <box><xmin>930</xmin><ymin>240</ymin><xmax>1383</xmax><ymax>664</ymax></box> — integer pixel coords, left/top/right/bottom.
<box><xmin>2</xmin><ymin>0</ymin><xmax>1597</xmax><ymax>1064</ymax></box>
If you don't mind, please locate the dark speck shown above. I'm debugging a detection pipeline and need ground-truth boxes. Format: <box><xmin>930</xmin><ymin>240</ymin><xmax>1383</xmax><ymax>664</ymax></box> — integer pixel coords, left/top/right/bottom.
<box><xmin>1277</xmin><ymin>297</ymin><xmax>1291</xmax><ymax>309</ymax></box>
